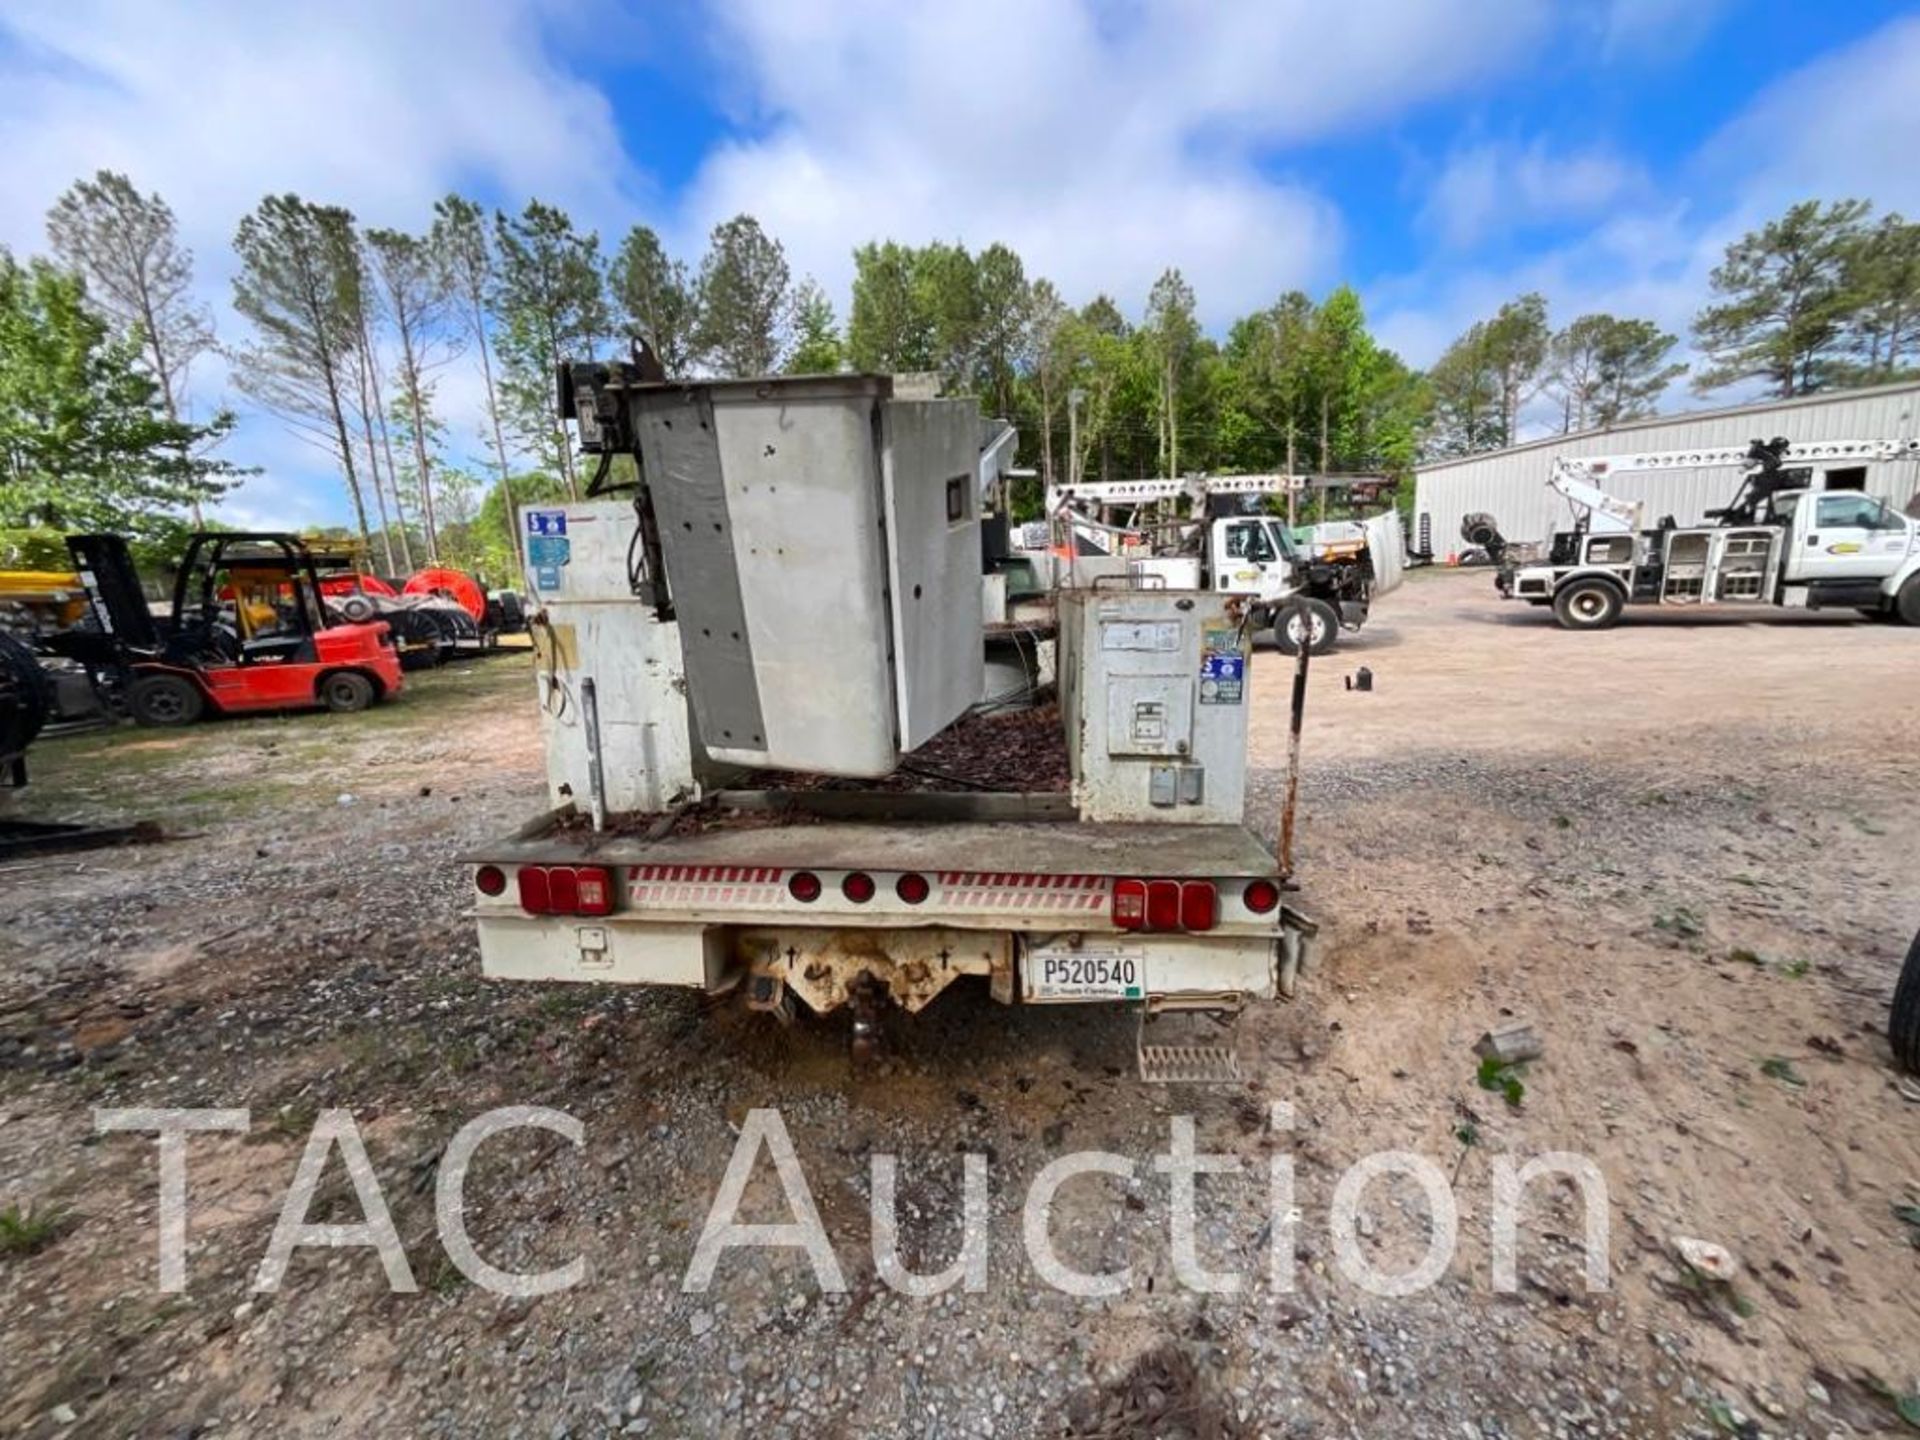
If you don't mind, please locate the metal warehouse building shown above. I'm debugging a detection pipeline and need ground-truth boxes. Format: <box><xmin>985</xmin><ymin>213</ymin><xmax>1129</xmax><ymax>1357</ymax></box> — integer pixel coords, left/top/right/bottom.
<box><xmin>1412</xmin><ymin>380</ymin><xmax>1920</xmax><ymax>559</ymax></box>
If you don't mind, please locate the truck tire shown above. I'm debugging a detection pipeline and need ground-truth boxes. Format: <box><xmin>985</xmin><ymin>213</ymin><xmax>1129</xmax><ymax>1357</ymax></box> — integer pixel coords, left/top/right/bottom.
<box><xmin>1897</xmin><ymin>576</ymin><xmax>1920</xmax><ymax>626</ymax></box>
<box><xmin>1274</xmin><ymin>598</ymin><xmax>1340</xmax><ymax>656</ymax></box>
<box><xmin>320</xmin><ymin>670</ymin><xmax>376</xmax><ymax>714</ymax></box>
<box><xmin>1891</xmin><ymin>928</ymin><xmax>1920</xmax><ymax>1073</ymax></box>
<box><xmin>1552</xmin><ymin>579</ymin><xmax>1624</xmax><ymax>631</ymax></box>
<box><xmin>129</xmin><ymin>673</ymin><xmax>205</xmax><ymax>727</ymax></box>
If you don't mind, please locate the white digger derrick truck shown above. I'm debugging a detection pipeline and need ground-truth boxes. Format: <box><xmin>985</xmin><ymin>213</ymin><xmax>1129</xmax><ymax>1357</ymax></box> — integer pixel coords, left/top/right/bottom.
<box><xmin>1496</xmin><ymin>437</ymin><xmax>1920</xmax><ymax>629</ymax></box>
<box><xmin>1047</xmin><ymin>474</ymin><xmax>1406</xmax><ymax>655</ymax></box>
<box><xmin>464</xmin><ymin>357</ymin><xmax>1318</xmax><ymax>1082</ymax></box>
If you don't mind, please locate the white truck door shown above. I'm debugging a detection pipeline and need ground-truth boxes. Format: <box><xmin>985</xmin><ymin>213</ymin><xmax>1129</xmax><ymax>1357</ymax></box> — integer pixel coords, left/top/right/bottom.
<box><xmin>1213</xmin><ymin>518</ymin><xmax>1275</xmax><ymax>594</ymax></box>
<box><xmin>1789</xmin><ymin>491</ymin><xmax>1911</xmax><ymax>583</ymax></box>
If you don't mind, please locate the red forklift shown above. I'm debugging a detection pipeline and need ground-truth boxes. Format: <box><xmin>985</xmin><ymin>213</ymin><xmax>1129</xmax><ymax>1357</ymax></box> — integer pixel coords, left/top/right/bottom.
<box><xmin>58</xmin><ymin>532</ymin><xmax>405</xmax><ymax>726</ymax></box>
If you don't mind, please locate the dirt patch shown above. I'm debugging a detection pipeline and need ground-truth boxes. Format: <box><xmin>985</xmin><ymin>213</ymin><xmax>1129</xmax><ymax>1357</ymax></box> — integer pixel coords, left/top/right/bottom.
<box><xmin>0</xmin><ymin>574</ymin><xmax>1916</xmax><ymax>1438</ymax></box>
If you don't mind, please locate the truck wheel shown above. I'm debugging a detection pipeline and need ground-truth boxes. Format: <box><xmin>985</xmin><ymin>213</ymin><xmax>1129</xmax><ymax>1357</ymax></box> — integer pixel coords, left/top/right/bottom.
<box><xmin>320</xmin><ymin>671</ymin><xmax>375</xmax><ymax>714</ymax></box>
<box><xmin>128</xmin><ymin>673</ymin><xmax>205</xmax><ymax>727</ymax></box>
<box><xmin>1891</xmin><ymin>928</ymin><xmax>1920</xmax><ymax>1073</ymax></box>
<box><xmin>1552</xmin><ymin>579</ymin><xmax>1624</xmax><ymax>631</ymax></box>
<box><xmin>1897</xmin><ymin>576</ymin><xmax>1920</xmax><ymax>626</ymax></box>
<box><xmin>1274</xmin><ymin>598</ymin><xmax>1340</xmax><ymax>656</ymax></box>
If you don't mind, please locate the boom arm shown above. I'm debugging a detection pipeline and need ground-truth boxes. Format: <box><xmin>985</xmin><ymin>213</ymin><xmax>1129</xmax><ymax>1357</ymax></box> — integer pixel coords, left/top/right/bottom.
<box><xmin>1547</xmin><ymin>460</ymin><xmax>1643</xmax><ymax>536</ymax></box>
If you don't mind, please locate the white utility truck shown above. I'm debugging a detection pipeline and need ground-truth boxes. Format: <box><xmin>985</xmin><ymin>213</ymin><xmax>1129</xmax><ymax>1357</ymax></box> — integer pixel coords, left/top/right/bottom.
<box><xmin>1497</xmin><ymin>437</ymin><xmax>1920</xmax><ymax>629</ymax></box>
<box><xmin>465</xmin><ymin>361</ymin><xmax>1317</xmax><ymax>1081</ymax></box>
<box><xmin>1047</xmin><ymin>475</ymin><xmax>1405</xmax><ymax>655</ymax></box>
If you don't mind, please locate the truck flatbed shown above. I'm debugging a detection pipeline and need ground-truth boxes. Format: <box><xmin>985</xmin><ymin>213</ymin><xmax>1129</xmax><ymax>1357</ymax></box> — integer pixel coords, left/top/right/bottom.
<box><xmin>475</xmin><ymin>807</ymin><xmax>1280</xmax><ymax>879</ymax></box>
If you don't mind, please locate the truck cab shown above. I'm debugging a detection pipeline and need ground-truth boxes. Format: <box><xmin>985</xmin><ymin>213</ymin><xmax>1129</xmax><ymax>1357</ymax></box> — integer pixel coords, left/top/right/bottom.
<box><xmin>1498</xmin><ymin>438</ymin><xmax>1920</xmax><ymax>629</ymax></box>
<box><xmin>1774</xmin><ymin>487</ymin><xmax>1920</xmax><ymax>606</ymax></box>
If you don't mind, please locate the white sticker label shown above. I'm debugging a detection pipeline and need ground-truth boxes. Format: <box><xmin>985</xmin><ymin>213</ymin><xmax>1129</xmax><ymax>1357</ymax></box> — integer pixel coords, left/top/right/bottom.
<box><xmin>1100</xmin><ymin>621</ymin><xmax>1181</xmax><ymax>652</ymax></box>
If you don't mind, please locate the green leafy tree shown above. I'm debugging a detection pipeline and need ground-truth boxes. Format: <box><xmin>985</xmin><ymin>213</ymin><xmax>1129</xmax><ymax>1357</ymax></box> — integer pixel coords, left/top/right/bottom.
<box><xmin>471</xmin><ymin>471</ymin><xmax>568</xmax><ymax>583</ymax></box>
<box><xmin>1421</xmin><ymin>294</ymin><xmax>1548</xmax><ymax>458</ymax></box>
<box><xmin>1422</xmin><ymin>320</ymin><xmax>1504</xmax><ymax>458</ymax></box>
<box><xmin>228</xmin><ymin>194</ymin><xmax>376</xmax><ymax>553</ymax></box>
<box><xmin>972</xmin><ymin>243</ymin><xmax>1030</xmax><ymax>418</ymax></box>
<box><xmin>847</xmin><ymin>240</ymin><xmax>933</xmax><ymax>373</ymax></box>
<box><xmin>1693</xmin><ymin>199</ymin><xmax>1870</xmax><ymax>396</ymax></box>
<box><xmin>611</xmin><ymin>224</ymin><xmax>698</xmax><ymax>375</ymax></box>
<box><xmin>1485</xmin><ymin>293</ymin><xmax>1549</xmax><ymax>442</ymax></box>
<box><xmin>1841</xmin><ymin>213</ymin><xmax>1920</xmax><ymax>382</ymax></box>
<box><xmin>492</xmin><ymin>201</ymin><xmax>608</xmax><ymax>497</ymax></box>
<box><xmin>914</xmin><ymin>242</ymin><xmax>982</xmax><ymax>392</ymax></box>
<box><xmin>430</xmin><ymin>196</ymin><xmax>515</xmax><ymax>515</ymax></box>
<box><xmin>1145</xmin><ymin>268</ymin><xmax>1199</xmax><ymax>478</ymax></box>
<box><xmin>1023</xmin><ymin>279</ymin><xmax>1072</xmax><ymax>487</ymax></box>
<box><xmin>46</xmin><ymin>171</ymin><xmax>219</xmax><ymax>524</ymax></box>
<box><xmin>1546</xmin><ymin>314</ymin><xmax>1685</xmax><ymax>431</ymax></box>
<box><xmin>0</xmin><ymin>251</ymin><xmax>239</xmax><ymax>539</ymax></box>
<box><xmin>784</xmin><ymin>278</ymin><xmax>844</xmax><ymax>374</ymax></box>
<box><xmin>367</xmin><ymin>227</ymin><xmax>457</xmax><ymax>561</ymax></box>
<box><xmin>694</xmin><ymin>215</ymin><xmax>789</xmax><ymax>377</ymax></box>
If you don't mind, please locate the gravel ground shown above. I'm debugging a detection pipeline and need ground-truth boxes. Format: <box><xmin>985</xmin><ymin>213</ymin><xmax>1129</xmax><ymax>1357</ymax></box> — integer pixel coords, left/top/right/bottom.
<box><xmin>0</xmin><ymin>578</ymin><xmax>1916</xmax><ymax>1439</ymax></box>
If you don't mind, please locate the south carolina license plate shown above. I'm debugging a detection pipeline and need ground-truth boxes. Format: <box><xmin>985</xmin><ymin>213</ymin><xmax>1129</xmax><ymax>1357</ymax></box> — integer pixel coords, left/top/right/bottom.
<box><xmin>1029</xmin><ymin>945</ymin><xmax>1146</xmax><ymax>999</ymax></box>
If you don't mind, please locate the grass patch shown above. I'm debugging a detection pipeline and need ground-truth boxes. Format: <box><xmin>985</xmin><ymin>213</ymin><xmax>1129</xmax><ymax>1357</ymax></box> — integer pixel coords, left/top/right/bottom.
<box><xmin>1475</xmin><ymin>1057</ymin><xmax>1526</xmax><ymax>1108</ymax></box>
<box><xmin>1654</xmin><ymin>907</ymin><xmax>1705</xmax><ymax>940</ymax></box>
<box><xmin>0</xmin><ymin>1201</ymin><xmax>73</xmax><ymax>1257</ymax></box>
<box><xmin>1759</xmin><ymin>1056</ymin><xmax>1807</xmax><ymax>1089</ymax></box>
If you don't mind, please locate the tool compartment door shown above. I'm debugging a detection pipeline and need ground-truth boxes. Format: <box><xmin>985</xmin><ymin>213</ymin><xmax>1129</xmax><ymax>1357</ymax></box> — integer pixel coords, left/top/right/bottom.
<box><xmin>882</xmin><ymin>399</ymin><xmax>987</xmax><ymax>752</ymax></box>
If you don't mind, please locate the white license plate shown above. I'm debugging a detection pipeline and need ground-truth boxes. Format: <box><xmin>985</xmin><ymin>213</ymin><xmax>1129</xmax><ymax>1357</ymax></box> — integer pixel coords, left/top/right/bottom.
<box><xmin>1029</xmin><ymin>946</ymin><xmax>1145</xmax><ymax>999</ymax></box>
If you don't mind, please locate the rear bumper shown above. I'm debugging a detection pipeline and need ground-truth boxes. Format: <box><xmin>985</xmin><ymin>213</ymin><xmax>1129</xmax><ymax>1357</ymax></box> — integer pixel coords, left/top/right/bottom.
<box><xmin>472</xmin><ymin>910</ymin><xmax>1310</xmax><ymax>1011</ymax></box>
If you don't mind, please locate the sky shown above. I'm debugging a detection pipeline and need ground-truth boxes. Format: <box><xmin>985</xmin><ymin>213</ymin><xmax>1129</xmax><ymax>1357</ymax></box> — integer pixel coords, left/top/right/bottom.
<box><xmin>3</xmin><ymin>0</ymin><xmax>1919</xmax><ymax>531</ymax></box>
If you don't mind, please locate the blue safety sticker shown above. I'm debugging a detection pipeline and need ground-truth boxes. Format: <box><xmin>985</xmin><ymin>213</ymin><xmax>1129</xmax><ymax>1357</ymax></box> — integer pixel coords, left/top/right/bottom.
<box><xmin>534</xmin><ymin>564</ymin><xmax>562</xmax><ymax>591</ymax></box>
<box><xmin>526</xmin><ymin>509</ymin><xmax>568</xmax><ymax>536</ymax></box>
<box><xmin>527</xmin><ymin>534</ymin><xmax>570</xmax><ymax>568</ymax></box>
<box><xmin>1199</xmin><ymin>651</ymin><xmax>1245</xmax><ymax>705</ymax></box>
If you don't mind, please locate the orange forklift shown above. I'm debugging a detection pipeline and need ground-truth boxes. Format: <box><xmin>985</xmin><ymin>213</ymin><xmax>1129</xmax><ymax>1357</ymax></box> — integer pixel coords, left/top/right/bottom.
<box><xmin>57</xmin><ymin>532</ymin><xmax>405</xmax><ymax>726</ymax></box>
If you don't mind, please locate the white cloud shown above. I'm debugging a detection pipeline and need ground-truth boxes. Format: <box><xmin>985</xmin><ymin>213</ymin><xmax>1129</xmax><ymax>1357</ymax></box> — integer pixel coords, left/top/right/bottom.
<box><xmin>1596</xmin><ymin>0</ymin><xmax>1730</xmax><ymax>61</ymax></box>
<box><xmin>1418</xmin><ymin>139</ymin><xmax>1644</xmax><ymax>249</ymax></box>
<box><xmin>1695</xmin><ymin>11</ymin><xmax>1920</xmax><ymax>218</ymax></box>
<box><xmin>0</xmin><ymin>0</ymin><xmax>650</xmax><ymax>534</ymax></box>
<box><xmin>1374</xmin><ymin>10</ymin><xmax>1920</xmax><ymax>425</ymax></box>
<box><xmin>682</xmin><ymin>0</ymin><xmax>1553</xmax><ymax>324</ymax></box>
<box><xmin>0</xmin><ymin>0</ymin><xmax>640</xmax><ymax>261</ymax></box>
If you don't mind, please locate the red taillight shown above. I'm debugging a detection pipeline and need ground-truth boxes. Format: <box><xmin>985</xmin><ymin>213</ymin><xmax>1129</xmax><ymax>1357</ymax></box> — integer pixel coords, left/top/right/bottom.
<box><xmin>895</xmin><ymin>872</ymin><xmax>929</xmax><ymax>905</ymax></box>
<box><xmin>517</xmin><ymin>866</ymin><xmax>552</xmax><ymax>914</ymax></box>
<box><xmin>789</xmin><ymin>871</ymin><xmax>822</xmax><ymax>903</ymax></box>
<box><xmin>514</xmin><ymin>865</ymin><xmax>612</xmax><ymax>916</ymax></box>
<box><xmin>1180</xmin><ymin>881</ymin><xmax>1217</xmax><ymax>931</ymax></box>
<box><xmin>842</xmin><ymin>872</ymin><xmax>875</xmax><ymax>903</ymax></box>
<box><xmin>1242</xmin><ymin>879</ymin><xmax>1280</xmax><ymax>915</ymax></box>
<box><xmin>1113</xmin><ymin>877</ymin><xmax>1221</xmax><ymax>932</ymax></box>
<box><xmin>475</xmin><ymin>864</ymin><xmax>507</xmax><ymax>897</ymax></box>
<box><xmin>1145</xmin><ymin>880</ymin><xmax>1181</xmax><ymax>931</ymax></box>
<box><xmin>573</xmin><ymin>866</ymin><xmax>613</xmax><ymax>916</ymax></box>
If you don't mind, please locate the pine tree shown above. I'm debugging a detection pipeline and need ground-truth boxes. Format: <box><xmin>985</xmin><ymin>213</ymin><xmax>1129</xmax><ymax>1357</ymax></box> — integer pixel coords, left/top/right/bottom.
<box><xmin>47</xmin><ymin>171</ymin><xmax>219</xmax><ymax>523</ymax></box>
<box><xmin>694</xmin><ymin>216</ymin><xmax>790</xmax><ymax>377</ymax></box>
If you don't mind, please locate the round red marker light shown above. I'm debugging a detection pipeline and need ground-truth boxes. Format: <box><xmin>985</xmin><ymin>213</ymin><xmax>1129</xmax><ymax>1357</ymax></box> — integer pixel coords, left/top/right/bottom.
<box><xmin>475</xmin><ymin>864</ymin><xmax>508</xmax><ymax>897</ymax></box>
<box><xmin>842</xmin><ymin>872</ymin><xmax>876</xmax><ymax>903</ymax></box>
<box><xmin>1242</xmin><ymin>879</ymin><xmax>1281</xmax><ymax>915</ymax></box>
<box><xmin>895</xmin><ymin>873</ymin><xmax>930</xmax><ymax>905</ymax></box>
<box><xmin>788</xmin><ymin>871</ymin><xmax>822</xmax><ymax>903</ymax></box>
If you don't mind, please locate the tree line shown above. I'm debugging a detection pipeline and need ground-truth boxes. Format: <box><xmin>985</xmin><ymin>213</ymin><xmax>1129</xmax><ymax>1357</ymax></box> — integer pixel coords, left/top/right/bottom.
<box><xmin>6</xmin><ymin>180</ymin><xmax>1919</xmax><ymax>577</ymax></box>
